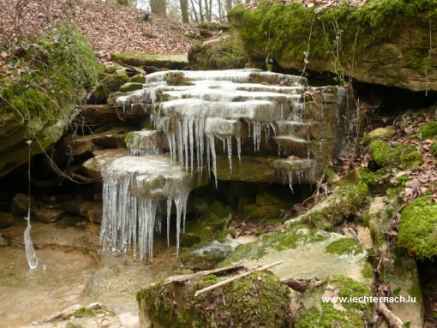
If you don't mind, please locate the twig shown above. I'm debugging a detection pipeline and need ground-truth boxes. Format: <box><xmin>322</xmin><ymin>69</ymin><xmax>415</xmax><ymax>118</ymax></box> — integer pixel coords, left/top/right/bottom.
<box><xmin>164</xmin><ymin>264</ymin><xmax>245</xmax><ymax>285</ymax></box>
<box><xmin>194</xmin><ymin>261</ymin><xmax>283</xmax><ymax>297</ymax></box>
<box><xmin>376</xmin><ymin>303</ymin><xmax>403</xmax><ymax>328</ymax></box>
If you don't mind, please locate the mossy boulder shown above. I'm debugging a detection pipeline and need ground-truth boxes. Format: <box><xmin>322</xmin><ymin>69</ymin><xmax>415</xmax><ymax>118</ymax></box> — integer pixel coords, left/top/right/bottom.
<box><xmin>180</xmin><ymin>240</ymin><xmax>236</xmax><ymax>270</ymax></box>
<box><xmin>365</xmin><ymin>126</ymin><xmax>396</xmax><ymax>142</ymax></box>
<box><xmin>230</xmin><ymin>1</ymin><xmax>437</xmax><ymax>91</ymax></box>
<box><xmin>240</xmin><ymin>192</ymin><xmax>288</xmax><ymax>223</ymax></box>
<box><xmin>419</xmin><ymin>120</ymin><xmax>437</xmax><ymax>139</ymax></box>
<box><xmin>188</xmin><ymin>33</ymin><xmax>249</xmax><ymax>69</ymax></box>
<box><xmin>289</xmin><ymin>181</ymin><xmax>369</xmax><ymax>230</ymax></box>
<box><xmin>137</xmin><ymin>271</ymin><xmax>291</xmax><ymax>328</ymax></box>
<box><xmin>295</xmin><ymin>275</ymin><xmax>372</xmax><ymax>328</ymax></box>
<box><xmin>325</xmin><ymin>238</ymin><xmax>364</xmax><ymax>256</ymax></box>
<box><xmin>111</xmin><ymin>52</ymin><xmax>188</xmax><ymax>69</ymax></box>
<box><xmin>90</xmin><ymin>69</ymin><xmax>129</xmax><ymax>104</ymax></box>
<box><xmin>119</xmin><ymin>82</ymin><xmax>144</xmax><ymax>92</ymax></box>
<box><xmin>129</xmin><ymin>74</ymin><xmax>146</xmax><ymax>83</ymax></box>
<box><xmin>369</xmin><ymin>140</ymin><xmax>422</xmax><ymax>169</ymax></box>
<box><xmin>0</xmin><ymin>24</ymin><xmax>99</xmax><ymax>177</ymax></box>
<box><xmin>184</xmin><ymin>200</ymin><xmax>231</xmax><ymax>245</ymax></box>
<box><xmin>431</xmin><ymin>141</ymin><xmax>437</xmax><ymax>157</ymax></box>
<box><xmin>397</xmin><ymin>196</ymin><xmax>437</xmax><ymax>259</ymax></box>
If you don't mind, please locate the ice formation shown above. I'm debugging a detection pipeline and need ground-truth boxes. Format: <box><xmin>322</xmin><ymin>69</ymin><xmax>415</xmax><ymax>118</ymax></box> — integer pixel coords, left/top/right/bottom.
<box><xmin>125</xmin><ymin>130</ymin><xmax>163</xmax><ymax>156</ymax></box>
<box><xmin>100</xmin><ymin>156</ymin><xmax>192</xmax><ymax>260</ymax></box>
<box><xmin>101</xmin><ymin>70</ymin><xmax>349</xmax><ymax>260</ymax></box>
<box><xmin>116</xmin><ymin>69</ymin><xmax>309</xmax><ymax>181</ymax></box>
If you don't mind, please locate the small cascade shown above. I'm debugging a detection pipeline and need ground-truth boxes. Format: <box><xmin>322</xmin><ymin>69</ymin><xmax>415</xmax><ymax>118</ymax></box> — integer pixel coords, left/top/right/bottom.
<box><xmin>100</xmin><ymin>156</ymin><xmax>192</xmax><ymax>260</ymax></box>
<box><xmin>125</xmin><ymin>130</ymin><xmax>163</xmax><ymax>156</ymax></box>
<box><xmin>116</xmin><ymin>69</ymin><xmax>308</xmax><ymax>181</ymax></box>
<box><xmin>99</xmin><ymin>69</ymin><xmax>353</xmax><ymax>260</ymax></box>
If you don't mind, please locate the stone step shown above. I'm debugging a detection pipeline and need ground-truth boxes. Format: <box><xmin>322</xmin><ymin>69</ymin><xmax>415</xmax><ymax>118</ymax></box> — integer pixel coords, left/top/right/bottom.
<box><xmin>68</xmin><ymin>128</ymin><xmax>128</xmax><ymax>156</ymax></box>
<box><xmin>274</xmin><ymin>135</ymin><xmax>310</xmax><ymax>157</ymax></box>
<box><xmin>205</xmin><ymin>118</ymin><xmax>242</xmax><ymax>137</ymax></box>
<box><xmin>272</xmin><ymin>156</ymin><xmax>318</xmax><ymax>185</ymax></box>
<box><xmin>125</xmin><ymin>130</ymin><xmax>164</xmax><ymax>156</ymax></box>
<box><xmin>275</xmin><ymin>120</ymin><xmax>318</xmax><ymax>139</ymax></box>
<box><xmin>163</xmin><ymin>89</ymin><xmax>303</xmax><ymax>103</ymax></box>
<box><xmin>146</xmin><ymin>69</ymin><xmax>307</xmax><ymax>86</ymax></box>
<box><xmin>82</xmin><ymin>148</ymin><xmax>128</xmax><ymax>179</ymax></box>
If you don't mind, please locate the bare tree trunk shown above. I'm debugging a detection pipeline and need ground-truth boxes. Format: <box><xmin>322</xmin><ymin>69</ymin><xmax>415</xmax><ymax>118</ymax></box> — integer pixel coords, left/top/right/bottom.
<box><xmin>208</xmin><ymin>0</ymin><xmax>212</xmax><ymax>21</ymax></box>
<box><xmin>217</xmin><ymin>0</ymin><xmax>224</xmax><ymax>21</ymax></box>
<box><xmin>180</xmin><ymin>0</ymin><xmax>189</xmax><ymax>23</ymax></box>
<box><xmin>150</xmin><ymin>0</ymin><xmax>167</xmax><ymax>17</ymax></box>
<box><xmin>190</xmin><ymin>0</ymin><xmax>199</xmax><ymax>22</ymax></box>
<box><xmin>225</xmin><ymin>0</ymin><xmax>232</xmax><ymax>15</ymax></box>
<box><xmin>198</xmin><ymin>0</ymin><xmax>204</xmax><ymax>22</ymax></box>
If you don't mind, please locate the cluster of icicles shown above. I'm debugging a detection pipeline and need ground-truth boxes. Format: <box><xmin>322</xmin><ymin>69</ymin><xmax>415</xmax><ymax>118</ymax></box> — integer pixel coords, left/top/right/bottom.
<box><xmin>101</xmin><ymin>69</ymin><xmax>310</xmax><ymax>260</ymax></box>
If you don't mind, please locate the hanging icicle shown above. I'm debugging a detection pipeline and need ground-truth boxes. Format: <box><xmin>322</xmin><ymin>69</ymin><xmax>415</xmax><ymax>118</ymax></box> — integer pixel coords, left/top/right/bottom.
<box><xmin>23</xmin><ymin>139</ymin><xmax>39</xmax><ymax>271</ymax></box>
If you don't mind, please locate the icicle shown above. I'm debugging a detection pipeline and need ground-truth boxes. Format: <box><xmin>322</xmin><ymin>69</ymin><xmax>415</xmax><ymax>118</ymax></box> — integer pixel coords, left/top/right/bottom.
<box><xmin>208</xmin><ymin>135</ymin><xmax>218</xmax><ymax>187</ymax></box>
<box><xmin>166</xmin><ymin>198</ymin><xmax>172</xmax><ymax>247</ymax></box>
<box><xmin>226</xmin><ymin>136</ymin><xmax>233</xmax><ymax>172</ymax></box>
<box><xmin>236</xmin><ymin>136</ymin><xmax>242</xmax><ymax>161</ymax></box>
<box><xmin>24</xmin><ymin>140</ymin><xmax>39</xmax><ymax>271</ymax></box>
<box><xmin>101</xmin><ymin>156</ymin><xmax>192</xmax><ymax>261</ymax></box>
<box><xmin>288</xmin><ymin>172</ymin><xmax>294</xmax><ymax>193</ymax></box>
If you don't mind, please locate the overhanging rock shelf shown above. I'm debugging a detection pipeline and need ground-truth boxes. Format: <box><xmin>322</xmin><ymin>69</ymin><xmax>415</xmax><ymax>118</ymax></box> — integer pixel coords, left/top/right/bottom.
<box><xmin>98</xmin><ymin>69</ymin><xmax>356</xmax><ymax>260</ymax></box>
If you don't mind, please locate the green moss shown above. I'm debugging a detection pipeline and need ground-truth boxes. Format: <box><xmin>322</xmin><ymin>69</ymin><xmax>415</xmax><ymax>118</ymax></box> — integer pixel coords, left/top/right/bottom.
<box><xmin>91</xmin><ymin>69</ymin><xmax>129</xmax><ymax>103</ymax></box>
<box><xmin>361</xmin><ymin>262</ymin><xmax>374</xmax><ymax>279</ymax></box>
<box><xmin>111</xmin><ymin>52</ymin><xmax>188</xmax><ymax>68</ymax></box>
<box><xmin>240</xmin><ymin>192</ymin><xmax>288</xmax><ymax>222</ymax></box>
<box><xmin>223</xmin><ymin>225</ymin><xmax>326</xmax><ymax>264</ymax></box>
<box><xmin>138</xmin><ymin>271</ymin><xmax>290</xmax><ymax>327</ymax></box>
<box><xmin>119</xmin><ymin>82</ymin><xmax>144</xmax><ymax>92</ymax></box>
<box><xmin>301</xmin><ymin>181</ymin><xmax>369</xmax><ymax>229</ymax></box>
<box><xmin>295</xmin><ymin>275</ymin><xmax>371</xmax><ymax>327</ymax></box>
<box><xmin>431</xmin><ymin>141</ymin><xmax>437</xmax><ymax>157</ymax></box>
<box><xmin>180</xmin><ymin>199</ymin><xmax>231</xmax><ymax>251</ymax></box>
<box><xmin>0</xmin><ymin>24</ymin><xmax>99</xmax><ymax>176</ymax></box>
<box><xmin>419</xmin><ymin>120</ymin><xmax>437</xmax><ymax>139</ymax></box>
<box><xmin>72</xmin><ymin>307</ymin><xmax>99</xmax><ymax>318</ymax></box>
<box><xmin>397</xmin><ymin>196</ymin><xmax>437</xmax><ymax>259</ymax></box>
<box><xmin>230</xmin><ymin>0</ymin><xmax>437</xmax><ymax>79</ymax></box>
<box><xmin>369</xmin><ymin>140</ymin><xmax>422</xmax><ymax>169</ymax></box>
<box><xmin>333</xmin><ymin>275</ymin><xmax>372</xmax><ymax>311</ymax></box>
<box><xmin>326</xmin><ymin>238</ymin><xmax>363</xmax><ymax>256</ymax></box>
<box><xmin>164</xmin><ymin>71</ymin><xmax>193</xmax><ymax>86</ymax></box>
<box><xmin>296</xmin><ymin>302</ymin><xmax>363</xmax><ymax>328</ymax></box>
<box><xmin>189</xmin><ymin>32</ymin><xmax>249</xmax><ymax>69</ymax></box>
<box><xmin>129</xmin><ymin>74</ymin><xmax>146</xmax><ymax>83</ymax></box>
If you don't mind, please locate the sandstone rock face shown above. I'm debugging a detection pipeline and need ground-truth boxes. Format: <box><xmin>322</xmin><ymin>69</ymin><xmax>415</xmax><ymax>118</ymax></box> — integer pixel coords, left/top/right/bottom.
<box><xmin>230</xmin><ymin>2</ymin><xmax>437</xmax><ymax>92</ymax></box>
<box><xmin>0</xmin><ymin>25</ymin><xmax>99</xmax><ymax>177</ymax></box>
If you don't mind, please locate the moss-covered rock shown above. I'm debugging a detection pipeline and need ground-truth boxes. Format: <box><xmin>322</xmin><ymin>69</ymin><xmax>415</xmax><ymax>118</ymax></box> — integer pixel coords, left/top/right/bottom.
<box><xmin>431</xmin><ymin>141</ymin><xmax>437</xmax><ymax>157</ymax></box>
<box><xmin>369</xmin><ymin>140</ymin><xmax>422</xmax><ymax>169</ymax></box>
<box><xmin>419</xmin><ymin>120</ymin><xmax>437</xmax><ymax>139</ymax></box>
<box><xmin>111</xmin><ymin>52</ymin><xmax>188</xmax><ymax>68</ymax></box>
<box><xmin>295</xmin><ymin>275</ymin><xmax>372</xmax><ymax>328</ymax></box>
<box><xmin>289</xmin><ymin>181</ymin><xmax>369</xmax><ymax>230</ymax></box>
<box><xmin>119</xmin><ymin>82</ymin><xmax>144</xmax><ymax>92</ymax></box>
<box><xmin>0</xmin><ymin>24</ymin><xmax>99</xmax><ymax>177</ymax></box>
<box><xmin>230</xmin><ymin>0</ymin><xmax>437</xmax><ymax>91</ymax></box>
<box><xmin>325</xmin><ymin>238</ymin><xmax>363</xmax><ymax>256</ymax></box>
<box><xmin>240</xmin><ymin>192</ymin><xmax>288</xmax><ymax>222</ymax></box>
<box><xmin>397</xmin><ymin>196</ymin><xmax>437</xmax><ymax>259</ymax></box>
<box><xmin>129</xmin><ymin>74</ymin><xmax>146</xmax><ymax>83</ymax></box>
<box><xmin>90</xmin><ymin>69</ymin><xmax>129</xmax><ymax>104</ymax></box>
<box><xmin>188</xmin><ymin>33</ymin><xmax>249</xmax><ymax>69</ymax></box>
<box><xmin>137</xmin><ymin>271</ymin><xmax>291</xmax><ymax>328</ymax></box>
<box><xmin>365</xmin><ymin>126</ymin><xmax>396</xmax><ymax>142</ymax></box>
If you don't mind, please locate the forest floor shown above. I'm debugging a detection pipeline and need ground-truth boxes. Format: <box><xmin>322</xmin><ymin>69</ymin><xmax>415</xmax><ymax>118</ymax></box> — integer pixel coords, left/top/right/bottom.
<box><xmin>0</xmin><ymin>0</ymin><xmax>195</xmax><ymax>64</ymax></box>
